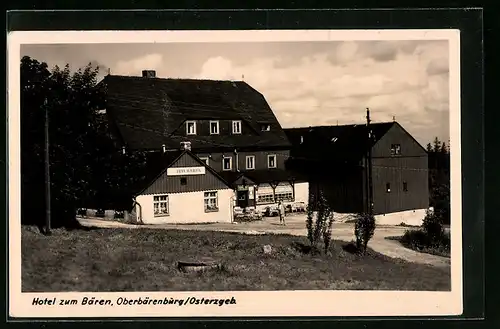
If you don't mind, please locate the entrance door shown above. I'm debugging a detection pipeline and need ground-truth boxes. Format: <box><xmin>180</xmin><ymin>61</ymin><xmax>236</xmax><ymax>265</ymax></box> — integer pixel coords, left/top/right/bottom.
<box><xmin>236</xmin><ymin>190</ymin><xmax>249</xmax><ymax>208</ymax></box>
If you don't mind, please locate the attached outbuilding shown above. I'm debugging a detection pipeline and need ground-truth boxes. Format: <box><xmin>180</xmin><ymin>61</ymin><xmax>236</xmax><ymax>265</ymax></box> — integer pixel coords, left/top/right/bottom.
<box><xmin>132</xmin><ymin>150</ymin><xmax>234</xmax><ymax>224</ymax></box>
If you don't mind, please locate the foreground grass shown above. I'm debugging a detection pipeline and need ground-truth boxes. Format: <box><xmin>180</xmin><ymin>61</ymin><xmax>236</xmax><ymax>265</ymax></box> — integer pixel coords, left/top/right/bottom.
<box><xmin>21</xmin><ymin>225</ymin><xmax>450</xmax><ymax>292</ymax></box>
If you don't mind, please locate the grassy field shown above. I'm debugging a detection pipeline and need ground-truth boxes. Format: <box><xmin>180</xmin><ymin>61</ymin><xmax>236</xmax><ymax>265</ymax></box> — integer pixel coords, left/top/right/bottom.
<box><xmin>21</xmin><ymin>225</ymin><xmax>451</xmax><ymax>292</ymax></box>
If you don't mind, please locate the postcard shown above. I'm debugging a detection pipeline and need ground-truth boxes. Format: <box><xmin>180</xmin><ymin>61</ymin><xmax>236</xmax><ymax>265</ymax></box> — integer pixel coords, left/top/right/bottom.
<box><xmin>8</xmin><ymin>29</ymin><xmax>462</xmax><ymax>318</ymax></box>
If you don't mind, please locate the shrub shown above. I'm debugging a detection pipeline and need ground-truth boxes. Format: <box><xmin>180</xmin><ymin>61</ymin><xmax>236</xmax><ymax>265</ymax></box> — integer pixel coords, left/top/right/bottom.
<box><xmin>400</xmin><ymin>229</ymin><xmax>450</xmax><ymax>257</ymax></box>
<box><xmin>305</xmin><ymin>190</ymin><xmax>334</xmax><ymax>253</ymax></box>
<box><xmin>354</xmin><ymin>213</ymin><xmax>376</xmax><ymax>254</ymax></box>
<box><xmin>422</xmin><ymin>209</ymin><xmax>445</xmax><ymax>244</ymax></box>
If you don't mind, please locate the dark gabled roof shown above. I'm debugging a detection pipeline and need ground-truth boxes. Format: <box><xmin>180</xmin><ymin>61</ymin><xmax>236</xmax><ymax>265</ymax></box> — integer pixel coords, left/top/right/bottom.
<box><xmin>284</xmin><ymin>122</ymin><xmax>396</xmax><ymax>163</ymax></box>
<box><xmin>218</xmin><ymin>169</ymin><xmax>308</xmax><ymax>186</ymax></box>
<box><xmin>100</xmin><ymin>75</ymin><xmax>290</xmax><ymax>151</ymax></box>
<box><xmin>131</xmin><ymin>150</ymin><xmax>232</xmax><ymax>196</ymax></box>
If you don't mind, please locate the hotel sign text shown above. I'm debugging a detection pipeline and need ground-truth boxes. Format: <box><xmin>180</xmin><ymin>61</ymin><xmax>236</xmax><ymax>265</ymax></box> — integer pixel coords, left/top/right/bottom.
<box><xmin>167</xmin><ymin>167</ymin><xmax>206</xmax><ymax>176</ymax></box>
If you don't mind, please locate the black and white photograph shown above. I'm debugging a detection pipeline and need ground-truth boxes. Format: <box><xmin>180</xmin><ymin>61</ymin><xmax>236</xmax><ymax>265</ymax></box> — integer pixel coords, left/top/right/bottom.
<box><xmin>8</xmin><ymin>29</ymin><xmax>462</xmax><ymax>317</ymax></box>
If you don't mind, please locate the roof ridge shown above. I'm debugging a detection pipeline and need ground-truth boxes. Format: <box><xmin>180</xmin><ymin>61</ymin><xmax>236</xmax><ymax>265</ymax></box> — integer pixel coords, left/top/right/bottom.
<box><xmin>284</xmin><ymin>121</ymin><xmax>395</xmax><ymax>130</ymax></box>
<box><xmin>107</xmin><ymin>74</ymin><xmax>245</xmax><ymax>83</ymax></box>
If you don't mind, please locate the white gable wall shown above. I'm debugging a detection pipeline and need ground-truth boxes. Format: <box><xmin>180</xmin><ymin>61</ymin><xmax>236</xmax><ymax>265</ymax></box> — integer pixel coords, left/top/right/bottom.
<box><xmin>136</xmin><ymin>189</ymin><xmax>234</xmax><ymax>224</ymax></box>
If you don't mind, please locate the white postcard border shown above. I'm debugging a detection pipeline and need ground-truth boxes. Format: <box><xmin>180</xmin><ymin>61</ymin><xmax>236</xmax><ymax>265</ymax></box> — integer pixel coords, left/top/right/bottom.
<box><xmin>8</xmin><ymin>29</ymin><xmax>462</xmax><ymax>318</ymax></box>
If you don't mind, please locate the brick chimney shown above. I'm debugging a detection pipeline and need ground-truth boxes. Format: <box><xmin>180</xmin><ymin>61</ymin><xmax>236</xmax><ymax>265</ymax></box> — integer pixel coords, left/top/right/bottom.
<box><xmin>142</xmin><ymin>70</ymin><xmax>156</xmax><ymax>78</ymax></box>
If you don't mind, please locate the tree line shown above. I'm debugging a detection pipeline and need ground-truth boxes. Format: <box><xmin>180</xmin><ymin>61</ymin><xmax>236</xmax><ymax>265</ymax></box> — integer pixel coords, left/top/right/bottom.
<box><xmin>426</xmin><ymin>137</ymin><xmax>451</xmax><ymax>225</ymax></box>
<box><xmin>20</xmin><ymin>56</ymin><xmax>148</xmax><ymax>230</ymax></box>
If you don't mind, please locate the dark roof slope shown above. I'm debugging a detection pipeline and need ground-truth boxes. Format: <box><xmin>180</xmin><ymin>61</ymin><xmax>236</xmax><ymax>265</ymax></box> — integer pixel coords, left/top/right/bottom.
<box><xmin>100</xmin><ymin>75</ymin><xmax>290</xmax><ymax>151</ymax></box>
<box><xmin>218</xmin><ymin>169</ymin><xmax>309</xmax><ymax>186</ymax></box>
<box><xmin>129</xmin><ymin>150</ymin><xmax>232</xmax><ymax>196</ymax></box>
<box><xmin>284</xmin><ymin>122</ymin><xmax>395</xmax><ymax>163</ymax></box>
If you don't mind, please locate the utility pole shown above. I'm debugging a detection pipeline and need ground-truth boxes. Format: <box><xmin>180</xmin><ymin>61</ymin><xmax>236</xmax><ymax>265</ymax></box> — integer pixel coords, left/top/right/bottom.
<box><xmin>366</xmin><ymin>108</ymin><xmax>374</xmax><ymax>216</ymax></box>
<box><xmin>44</xmin><ymin>97</ymin><xmax>52</xmax><ymax>235</ymax></box>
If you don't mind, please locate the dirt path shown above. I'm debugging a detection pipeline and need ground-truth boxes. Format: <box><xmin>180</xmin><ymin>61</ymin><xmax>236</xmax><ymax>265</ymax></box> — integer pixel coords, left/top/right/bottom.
<box><xmin>77</xmin><ymin>215</ymin><xmax>450</xmax><ymax>268</ymax></box>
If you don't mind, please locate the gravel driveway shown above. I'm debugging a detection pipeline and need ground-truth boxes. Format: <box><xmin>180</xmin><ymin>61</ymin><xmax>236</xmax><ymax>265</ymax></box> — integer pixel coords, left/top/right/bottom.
<box><xmin>78</xmin><ymin>214</ymin><xmax>451</xmax><ymax>268</ymax></box>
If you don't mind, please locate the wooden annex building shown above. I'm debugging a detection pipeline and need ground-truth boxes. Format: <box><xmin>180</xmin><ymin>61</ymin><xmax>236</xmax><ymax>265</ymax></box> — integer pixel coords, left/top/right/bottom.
<box><xmin>285</xmin><ymin>120</ymin><xmax>430</xmax><ymax>226</ymax></box>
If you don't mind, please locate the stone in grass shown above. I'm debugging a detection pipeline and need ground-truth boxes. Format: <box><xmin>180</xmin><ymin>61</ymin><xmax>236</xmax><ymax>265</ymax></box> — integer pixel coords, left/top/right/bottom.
<box><xmin>177</xmin><ymin>257</ymin><xmax>221</xmax><ymax>273</ymax></box>
<box><xmin>263</xmin><ymin>245</ymin><xmax>273</xmax><ymax>254</ymax></box>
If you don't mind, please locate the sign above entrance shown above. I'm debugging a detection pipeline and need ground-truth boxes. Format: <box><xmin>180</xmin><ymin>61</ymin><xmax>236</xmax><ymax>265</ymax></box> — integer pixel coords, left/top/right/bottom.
<box><xmin>166</xmin><ymin>166</ymin><xmax>206</xmax><ymax>176</ymax></box>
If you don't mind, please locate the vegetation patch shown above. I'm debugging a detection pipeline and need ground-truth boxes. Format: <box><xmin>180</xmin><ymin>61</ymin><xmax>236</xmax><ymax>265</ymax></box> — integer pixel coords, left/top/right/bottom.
<box><xmin>389</xmin><ymin>210</ymin><xmax>450</xmax><ymax>258</ymax></box>
<box><xmin>22</xmin><ymin>226</ymin><xmax>450</xmax><ymax>292</ymax></box>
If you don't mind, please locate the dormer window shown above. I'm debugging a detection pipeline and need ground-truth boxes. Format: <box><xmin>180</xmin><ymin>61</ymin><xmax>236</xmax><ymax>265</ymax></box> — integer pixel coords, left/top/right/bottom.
<box><xmin>186</xmin><ymin>121</ymin><xmax>196</xmax><ymax>135</ymax></box>
<box><xmin>232</xmin><ymin>120</ymin><xmax>242</xmax><ymax>134</ymax></box>
<box><xmin>210</xmin><ymin>121</ymin><xmax>219</xmax><ymax>135</ymax></box>
<box><xmin>261</xmin><ymin>124</ymin><xmax>271</xmax><ymax>131</ymax></box>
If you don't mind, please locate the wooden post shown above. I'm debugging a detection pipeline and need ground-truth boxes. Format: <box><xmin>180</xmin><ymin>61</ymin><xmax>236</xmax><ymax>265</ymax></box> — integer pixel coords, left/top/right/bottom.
<box><xmin>288</xmin><ymin>178</ymin><xmax>296</xmax><ymax>202</ymax></box>
<box><xmin>44</xmin><ymin>98</ymin><xmax>52</xmax><ymax>235</ymax></box>
<box><xmin>366</xmin><ymin>108</ymin><xmax>374</xmax><ymax>216</ymax></box>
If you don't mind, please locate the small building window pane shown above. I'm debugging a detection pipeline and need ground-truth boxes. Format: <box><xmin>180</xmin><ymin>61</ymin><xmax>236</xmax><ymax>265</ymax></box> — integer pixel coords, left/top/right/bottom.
<box><xmin>153</xmin><ymin>195</ymin><xmax>169</xmax><ymax>217</ymax></box>
<box><xmin>403</xmin><ymin>182</ymin><xmax>408</xmax><ymax>192</ymax></box>
<box><xmin>223</xmin><ymin>157</ymin><xmax>232</xmax><ymax>171</ymax></box>
<box><xmin>204</xmin><ymin>191</ymin><xmax>218</xmax><ymax>212</ymax></box>
<box><xmin>386</xmin><ymin>183</ymin><xmax>391</xmax><ymax>193</ymax></box>
<box><xmin>391</xmin><ymin>144</ymin><xmax>401</xmax><ymax>156</ymax></box>
<box><xmin>232</xmin><ymin>121</ymin><xmax>242</xmax><ymax>134</ymax></box>
<box><xmin>268</xmin><ymin>155</ymin><xmax>277</xmax><ymax>168</ymax></box>
<box><xmin>180</xmin><ymin>177</ymin><xmax>187</xmax><ymax>185</ymax></box>
<box><xmin>246</xmin><ymin>156</ymin><xmax>255</xmax><ymax>170</ymax></box>
<box><xmin>210</xmin><ymin>121</ymin><xmax>219</xmax><ymax>135</ymax></box>
<box><xmin>261</xmin><ymin>124</ymin><xmax>271</xmax><ymax>131</ymax></box>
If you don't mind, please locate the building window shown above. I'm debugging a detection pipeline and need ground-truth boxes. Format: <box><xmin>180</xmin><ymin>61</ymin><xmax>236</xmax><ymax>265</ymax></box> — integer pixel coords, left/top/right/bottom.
<box><xmin>210</xmin><ymin>121</ymin><xmax>219</xmax><ymax>135</ymax></box>
<box><xmin>153</xmin><ymin>195</ymin><xmax>169</xmax><ymax>217</ymax></box>
<box><xmin>204</xmin><ymin>191</ymin><xmax>218</xmax><ymax>212</ymax></box>
<box><xmin>232</xmin><ymin>120</ymin><xmax>242</xmax><ymax>134</ymax></box>
<box><xmin>180</xmin><ymin>177</ymin><xmax>187</xmax><ymax>185</ymax></box>
<box><xmin>222</xmin><ymin>157</ymin><xmax>232</xmax><ymax>171</ymax></box>
<box><xmin>199</xmin><ymin>156</ymin><xmax>209</xmax><ymax>166</ymax></box>
<box><xmin>261</xmin><ymin>124</ymin><xmax>271</xmax><ymax>131</ymax></box>
<box><xmin>257</xmin><ymin>194</ymin><xmax>275</xmax><ymax>204</ymax></box>
<box><xmin>403</xmin><ymin>181</ymin><xmax>408</xmax><ymax>192</ymax></box>
<box><xmin>246</xmin><ymin>155</ymin><xmax>255</xmax><ymax>170</ymax></box>
<box><xmin>386</xmin><ymin>183</ymin><xmax>391</xmax><ymax>193</ymax></box>
<box><xmin>390</xmin><ymin>144</ymin><xmax>401</xmax><ymax>156</ymax></box>
<box><xmin>267</xmin><ymin>154</ymin><xmax>277</xmax><ymax>168</ymax></box>
<box><xmin>275</xmin><ymin>192</ymin><xmax>294</xmax><ymax>202</ymax></box>
<box><xmin>256</xmin><ymin>192</ymin><xmax>294</xmax><ymax>204</ymax></box>
<box><xmin>186</xmin><ymin>121</ymin><xmax>196</xmax><ymax>135</ymax></box>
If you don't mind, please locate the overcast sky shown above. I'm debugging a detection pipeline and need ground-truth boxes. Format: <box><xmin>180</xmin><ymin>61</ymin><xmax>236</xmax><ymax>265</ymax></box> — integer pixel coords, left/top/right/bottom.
<box><xmin>22</xmin><ymin>40</ymin><xmax>450</xmax><ymax>146</ymax></box>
